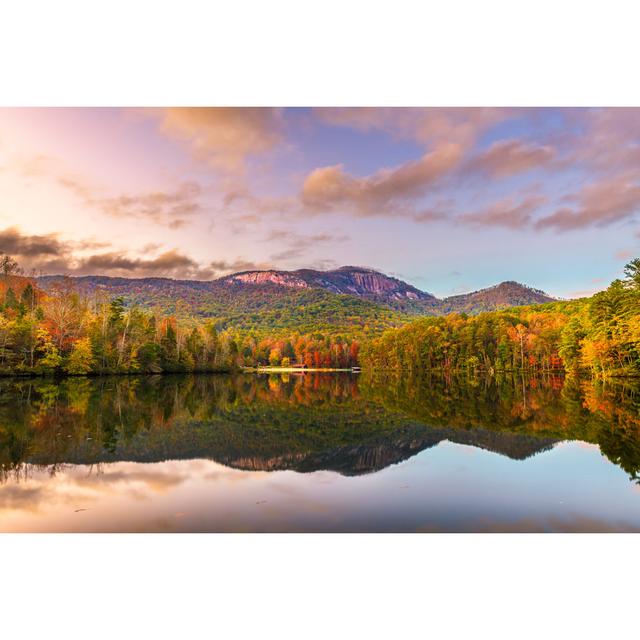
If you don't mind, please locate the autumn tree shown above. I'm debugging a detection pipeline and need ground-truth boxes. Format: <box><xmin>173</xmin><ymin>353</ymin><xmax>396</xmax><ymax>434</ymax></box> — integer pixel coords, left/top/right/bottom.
<box><xmin>65</xmin><ymin>337</ymin><xmax>95</xmax><ymax>374</ymax></box>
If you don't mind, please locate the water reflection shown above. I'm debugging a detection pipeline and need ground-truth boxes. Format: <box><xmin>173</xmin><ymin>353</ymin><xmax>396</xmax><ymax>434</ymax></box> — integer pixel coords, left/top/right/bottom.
<box><xmin>1</xmin><ymin>372</ymin><xmax>640</xmax><ymax>531</ymax></box>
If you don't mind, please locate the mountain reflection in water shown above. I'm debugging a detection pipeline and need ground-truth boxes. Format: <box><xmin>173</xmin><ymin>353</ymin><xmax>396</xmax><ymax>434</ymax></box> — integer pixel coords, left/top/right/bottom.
<box><xmin>1</xmin><ymin>372</ymin><xmax>640</xmax><ymax>532</ymax></box>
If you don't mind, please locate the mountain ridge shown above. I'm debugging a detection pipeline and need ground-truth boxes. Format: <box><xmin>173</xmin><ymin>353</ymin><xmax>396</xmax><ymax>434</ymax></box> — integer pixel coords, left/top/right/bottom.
<box><xmin>35</xmin><ymin>266</ymin><xmax>556</xmax><ymax>334</ymax></box>
<box><xmin>38</xmin><ymin>265</ymin><xmax>554</xmax><ymax>305</ymax></box>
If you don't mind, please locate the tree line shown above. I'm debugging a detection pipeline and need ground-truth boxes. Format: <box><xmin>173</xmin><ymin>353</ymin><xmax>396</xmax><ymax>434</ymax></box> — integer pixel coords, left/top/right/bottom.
<box><xmin>239</xmin><ymin>334</ymin><xmax>359</xmax><ymax>369</ymax></box>
<box><xmin>361</xmin><ymin>259</ymin><xmax>640</xmax><ymax>378</ymax></box>
<box><xmin>0</xmin><ymin>256</ymin><xmax>360</xmax><ymax>375</ymax></box>
<box><xmin>1</xmin><ymin>254</ymin><xmax>639</xmax><ymax>378</ymax></box>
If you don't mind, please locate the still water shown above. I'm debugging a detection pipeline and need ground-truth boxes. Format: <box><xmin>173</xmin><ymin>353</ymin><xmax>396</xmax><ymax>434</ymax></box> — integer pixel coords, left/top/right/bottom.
<box><xmin>1</xmin><ymin>372</ymin><xmax>640</xmax><ymax>532</ymax></box>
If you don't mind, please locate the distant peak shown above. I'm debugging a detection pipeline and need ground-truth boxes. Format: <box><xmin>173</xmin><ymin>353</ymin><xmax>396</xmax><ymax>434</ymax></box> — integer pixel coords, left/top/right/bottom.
<box><xmin>443</xmin><ymin>280</ymin><xmax>554</xmax><ymax>311</ymax></box>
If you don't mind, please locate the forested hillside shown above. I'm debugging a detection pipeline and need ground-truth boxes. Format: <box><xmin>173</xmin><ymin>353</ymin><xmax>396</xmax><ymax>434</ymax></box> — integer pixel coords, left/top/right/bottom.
<box><xmin>440</xmin><ymin>281</ymin><xmax>554</xmax><ymax>314</ymax></box>
<box><xmin>37</xmin><ymin>274</ymin><xmax>415</xmax><ymax>335</ymax></box>
<box><xmin>36</xmin><ymin>266</ymin><xmax>554</xmax><ymax>328</ymax></box>
<box><xmin>0</xmin><ymin>256</ymin><xmax>363</xmax><ymax>374</ymax></box>
<box><xmin>3</xmin><ymin>253</ymin><xmax>639</xmax><ymax>378</ymax></box>
<box><xmin>361</xmin><ymin>260</ymin><xmax>640</xmax><ymax>378</ymax></box>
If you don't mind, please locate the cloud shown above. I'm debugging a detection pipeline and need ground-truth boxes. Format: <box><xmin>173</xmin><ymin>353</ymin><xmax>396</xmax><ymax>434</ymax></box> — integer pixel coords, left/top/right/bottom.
<box><xmin>208</xmin><ymin>259</ymin><xmax>272</xmax><ymax>275</ymax></box>
<box><xmin>458</xmin><ymin>194</ymin><xmax>547</xmax><ymax>229</ymax></box>
<box><xmin>314</xmin><ymin>107</ymin><xmax>512</xmax><ymax>148</ymax></box>
<box><xmin>266</xmin><ymin>230</ymin><xmax>337</xmax><ymax>243</ymax></box>
<box><xmin>149</xmin><ymin>107</ymin><xmax>285</xmax><ymax>172</ymax></box>
<box><xmin>570</xmin><ymin>108</ymin><xmax>640</xmax><ymax>171</ymax></box>
<box><xmin>0</xmin><ymin>227</ymin><xmax>110</xmax><ymax>274</ymax></box>
<box><xmin>9</xmin><ymin>107</ymin><xmax>640</xmax><ymax>262</ymax></box>
<box><xmin>266</xmin><ymin>229</ymin><xmax>349</xmax><ymax>263</ymax></box>
<box><xmin>301</xmin><ymin>143</ymin><xmax>462</xmax><ymax>216</ymax></box>
<box><xmin>305</xmin><ymin>258</ymin><xmax>339</xmax><ymax>271</ymax></box>
<box><xmin>0</xmin><ymin>226</ymin><xmax>215</xmax><ymax>279</ymax></box>
<box><xmin>457</xmin><ymin>169</ymin><xmax>640</xmax><ymax>232</ymax></box>
<box><xmin>223</xmin><ymin>189</ymin><xmax>297</xmax><ymax>218</ymax></box>
<box><xmin>303</xmin><ymin>109</ymin><xmax>524</xmax><ymax>218</ymax></box>
<box><xmin>10</xmin><ymin>152</ymin><xmax>205</xmax><ymax>230</ymax></box>
<box><xmin>56</xmin><ymin>175</ymin><xmax>95</xmax><ymax>201</ymax></box>
<box><xmin>466</xmin><ymin>138</ymin><xmax>555</xmax><ymax>177</ymax></box>
<box><xmin>615</xmin><ymin>249</ymin><xmax>635</xmax><ymax>261</ymax></box>
<box><xmin>216</xmin><ymin>110</ymin><xmax>555</xmax><ymax>225</ymax></box>
<box><xmin>76</xmin><ymin>250</ymin><xmax>199</xmax><ymax>277</ymax></box>
<box><xmin>269</xmin><ymin>248</ymin><xmax>305</xmax><ymax>262</ymax></box>
<box><xmin>0</xmin><ymin>226</ymin><xmax>70</xmax><ymax>257</ymax></box>
<box><xmin>296</xmin><ymin>109</ymin><xmax>526</xmax><ymax>221</ymax></box>
<box><xmin>92</xmin><ymin>181</ymin><xmax>203</xmax><ymax>228</ymax></box>
<box><xmin>536</xmin><ymin>174</ymin><xmax>640</xmax><ymax>230</ymax></box>
<box><xmin>59</xmin><ymin>249</ymin><xmax>215</xmax><ymax>280</ymax></box>
<box><xmin>211</xmin><ymin>108</ymin><xmax>640</xmax><ymax>234</ymax></box>
<box><xmin>68</xmin><ymin>249</ymin><xmax>254</xmax><ymax>280</ymax></box>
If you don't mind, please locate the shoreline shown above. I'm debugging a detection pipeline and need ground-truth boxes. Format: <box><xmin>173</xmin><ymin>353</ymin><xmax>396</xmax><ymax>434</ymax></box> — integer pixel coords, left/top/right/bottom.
<box><xmin>246</xmin><ymin>366</ymin><xmax>359</xmax><ymax>373</ymax></box>
<box><xmin>0</xmin><ymin>367</ymin><xmax>234</xmax><ymax>379</ymax></box>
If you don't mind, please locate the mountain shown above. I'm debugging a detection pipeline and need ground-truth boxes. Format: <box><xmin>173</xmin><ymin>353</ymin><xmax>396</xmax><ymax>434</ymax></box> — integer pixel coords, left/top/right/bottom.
<box><xmin>36</xmin><ymin>267</ymin><xmax>554</xmax><ymax>335</ymax></box>
<box><xmin>442</xmin><ymin>281</ymin><xmax>555</xmax><ymax>314</ymax></box>
<box><xmin>217</xmin><ymin>265</ymin><xmax>436</xmax><ymax>302</ymax></box>
<box><xmin>37</xmin><ymin>272</ymin><xmax>415</xmax><ymax>336</ymax></box>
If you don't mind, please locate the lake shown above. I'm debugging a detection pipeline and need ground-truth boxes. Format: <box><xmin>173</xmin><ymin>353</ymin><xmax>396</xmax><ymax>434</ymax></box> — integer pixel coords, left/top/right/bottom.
<box><xmin>1</xmin><ymin>371</ymin><xmax>640</xmax><ymax>532</ymax></box>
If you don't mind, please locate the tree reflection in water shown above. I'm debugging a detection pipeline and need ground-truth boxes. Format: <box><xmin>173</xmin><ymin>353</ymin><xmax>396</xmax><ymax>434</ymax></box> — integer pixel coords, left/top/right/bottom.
<box><xmin>0</xmin><ymin>372</ymin><xmax>639</xmax><ymax>483</ymax></box>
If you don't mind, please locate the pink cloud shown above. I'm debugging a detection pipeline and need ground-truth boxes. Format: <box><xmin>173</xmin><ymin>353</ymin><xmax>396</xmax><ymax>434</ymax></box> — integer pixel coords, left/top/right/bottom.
<box><xmin>149</xmin><ymin>107</ymin><xmax>285</xmax><ymax>172</ymax></box>
<box><xmin>314</xmin><ymin>107</ymin><xmax>512</xmax><ymax>149</ymax></box>
<box><xmin>536</xmin><ymin>174</ymin><xmax>640</xmax><ymax>230</ymax></box>
<box><xmin>301</xmin><ymin>143</ymin><xmax>462</xmax><ymax>215</ymax></box>
<box><xmin>571</xmin><ymin>108</ymin><xmax>640</xmax><ymax>171</ymax></box>
<box><xmin>466</xmin><ymin>138</ymin><xmax>555</xmax><ymax>177</ymax></box>
<box><xmin>458</xmin><ymin>194</ymin><xmax>547</xmax><ymax>229</ymax></box>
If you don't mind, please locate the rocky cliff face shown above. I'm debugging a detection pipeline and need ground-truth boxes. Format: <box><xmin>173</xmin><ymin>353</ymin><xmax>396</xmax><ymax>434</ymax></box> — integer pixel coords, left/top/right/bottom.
<box><xmin>318</xmin><ymin>267</ymin><xmax>426</xmax><ymax>300</ymax></box>
<box><xmin>218</xmin><ymin>265</ymin><xmax>435</xmax><ymax>302</ymax></box>
<box><xmin>224</xmin><ymin>270</ymin><xmax>310</xmax><ymax>289</ymax></box>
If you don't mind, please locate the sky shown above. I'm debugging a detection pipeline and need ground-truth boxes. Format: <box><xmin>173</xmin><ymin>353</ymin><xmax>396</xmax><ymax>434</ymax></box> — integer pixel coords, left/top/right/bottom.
<box><xmin>0</xmin><ymin>107</ymin><xmax>639</xmax><ymax>298</ymax></box>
